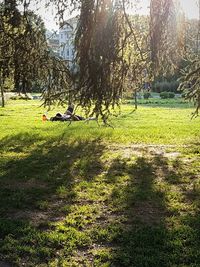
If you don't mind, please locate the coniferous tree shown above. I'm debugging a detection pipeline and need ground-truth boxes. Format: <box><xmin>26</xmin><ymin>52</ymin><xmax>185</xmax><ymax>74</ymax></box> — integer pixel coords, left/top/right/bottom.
<box><xmin>2</xmin><ymin>0</ymin><xmax>199</xmax><ymax>116</ymax></box>
<box><xmin>0</xmin><ymin>0</ymin><xmax>71</xmax><ymax>106</ymax></box>
<box><xmin>41</xmin><ymin>0</ymin><xmax>178</xmax><ymax>120</ymax></box>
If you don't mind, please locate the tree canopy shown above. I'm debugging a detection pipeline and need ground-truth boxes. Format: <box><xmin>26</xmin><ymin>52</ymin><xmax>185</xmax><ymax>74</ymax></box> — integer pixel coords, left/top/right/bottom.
<box><xmin>1</xmin><ymin>0</ymin><xmax>200</xmax><ymax>118</ymax></box>
<box><xmin>0</xmin><ymin>0</ymin><xmax>71</xmax><ymax>107</ymax></box>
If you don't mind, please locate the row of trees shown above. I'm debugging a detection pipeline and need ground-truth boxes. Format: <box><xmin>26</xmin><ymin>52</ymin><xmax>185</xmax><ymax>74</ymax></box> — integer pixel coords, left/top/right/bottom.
<box><xmin>0</xmin><ymin>0</ymin><xmax>45</xmax><ymax>106</ymax></box>
<box><xmin>0</xmin><ymin>0</ymin><xmax>71</xmax><ymax>107</ymax></box>
<box><xmin>49</xmin><ymin>0</ymin><xmax>200</xmax><ymax>119</ymax></box>
<box><xmin>0</xmin><ymin>0</ymin><xmax>200</xmax><ymax>119</ymax></box>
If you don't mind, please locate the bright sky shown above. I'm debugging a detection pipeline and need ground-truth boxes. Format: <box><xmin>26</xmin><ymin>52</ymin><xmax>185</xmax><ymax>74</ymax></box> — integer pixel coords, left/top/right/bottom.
<box><xmin>30</xmin><ymin>0</ymin><xmax>199</xmax><ymax>31</ymax></box>
<box><xmin>180</xmin><ymin>0</ymin><xmax>199</xmax><ymax>18</ymax></box>
<box><xmin>129</xmin><ymin>0</ymin><xmax>199</xmax><ymax>18</ymax></box>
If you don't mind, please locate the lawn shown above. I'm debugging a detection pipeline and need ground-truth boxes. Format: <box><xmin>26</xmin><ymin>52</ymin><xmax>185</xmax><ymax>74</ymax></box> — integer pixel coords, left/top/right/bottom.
<box><xmin>0</xmin><ymin>98</ymin><xmax>200</xmax><ymax>266</ymax></box>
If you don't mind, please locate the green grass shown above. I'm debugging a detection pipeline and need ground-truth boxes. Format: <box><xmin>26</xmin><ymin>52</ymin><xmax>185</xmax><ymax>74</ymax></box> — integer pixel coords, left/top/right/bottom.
<box><xmin>0</xmin><ymin>98</ymin><xmax>199</xmax><ymax>145</ymax></box>
<box><xmin>0</xmin><ymin>98</ymin><xmax>200</xmax><ymax>266</ymax></box>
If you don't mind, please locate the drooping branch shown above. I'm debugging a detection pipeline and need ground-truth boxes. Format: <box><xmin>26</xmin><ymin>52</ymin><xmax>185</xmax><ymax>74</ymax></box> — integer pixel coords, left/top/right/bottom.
<box><xmin>150</xmin><ymin>0</ymin><xmax>177</xmax><ymax>74</ymax></box>
<box><xmin>73</xmin><ymin>0</ymin><xmax>129</xmax><ymax>122</ymax></box>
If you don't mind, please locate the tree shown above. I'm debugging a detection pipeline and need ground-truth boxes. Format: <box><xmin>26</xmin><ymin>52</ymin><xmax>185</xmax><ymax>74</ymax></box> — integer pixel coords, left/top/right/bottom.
<box><xmin>0</xmin><ymin>0</ymin><xmax>177</xmax><ymax>114</ymax></box>
<box><xmin>0</xmin><ymin>0</ymin><xmax>19</xmax><ymax>106</ymax></box>
<box><xmin>125</xmin><ymin>14</ymin><xmax>150</xmax><ymax>108</ymax></box>
<box><xmin>12</xmin><ymin>11</ymin><xmax>47</xmax><ymax>94</ymax></box>
<box><xmin>41</xmin><ymin>0</ymin><xmax>179</xmax><ymax>121</ymax></box>
<box><xmin>177</xmin><ymin>0</ymin><xmax>200</xmax><ymax>115</ymax></box>
<box><xmin>0</xmin><ymin>0</ymin><xmax>70</xmax><ymax>107</ymax></box>
<box><xmin>3</xmin><ymin>0</ymin><xmax>199</xmax><ymax>118</ymax></box>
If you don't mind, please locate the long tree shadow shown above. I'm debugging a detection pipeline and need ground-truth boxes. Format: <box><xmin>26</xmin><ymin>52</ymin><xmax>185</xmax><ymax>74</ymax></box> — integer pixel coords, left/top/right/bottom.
<box><xmin>0</xmin><ymin>132</ymin><xmax>105</xmax><ymax>265</ymax></box>
<box><xmin>101</xmin><ymin>153</ymin><xmax>200</xmax><ymax>267</ymax></box>
<box><xmin>1</xmin><ymin>137</ymin><xmax>200</xmax><ymax>266</ymax></box>
<box><xmin>115</xmin><ymin>157</ymin><xmax>171</xmax><ymax>267</ymax></box>
<box><xmin>0</xmin><ymin>132</ymin><xmax>104</xmax><ymax>216</ymax></box>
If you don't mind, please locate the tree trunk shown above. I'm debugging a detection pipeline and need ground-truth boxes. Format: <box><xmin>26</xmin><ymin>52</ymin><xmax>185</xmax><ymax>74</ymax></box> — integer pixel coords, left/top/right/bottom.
<box><xmin>134</xmin><ymin>88</ymin><xmax>137</xmax><ymax>110</ymax></box>
<box><xmin>14</xmin><ymin>68</ymin><xmax>21</xmax><ymax>93</ymax></box>
<box><xmin>0</xmin><ymin>71</ymin><xmax>5</xmax><ymax>107</ymax></box>
<box><xmin>22</xmin><ymin>77</ymin><xmax>26</xmax><ymax>94</ymax></box>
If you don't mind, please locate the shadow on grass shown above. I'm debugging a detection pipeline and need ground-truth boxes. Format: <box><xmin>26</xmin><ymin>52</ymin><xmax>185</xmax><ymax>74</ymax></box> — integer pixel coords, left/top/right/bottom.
<box><xmin>0</xmin><ymin>136</ymin><xmax>200</xmax><ymax>266</ymax></box>
<box><xmin>0</xmin><ymin>132</ymin><xmax>104</xmax><ymax>216</ymax></box>
<box><xmin>100</xmin><ymin>154</ymin><xmax>200</xmax><ymax>267</ymax></box>
<box><xmin>0</xmin><ymin>132</ymin><xmax>105</xmax><ymax>265</ymax></box>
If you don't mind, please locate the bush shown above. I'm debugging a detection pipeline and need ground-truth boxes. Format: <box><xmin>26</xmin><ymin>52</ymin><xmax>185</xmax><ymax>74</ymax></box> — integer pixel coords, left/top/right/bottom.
<box><xmin>143</xmin><ymin>92</ymin><xmax>151</xmax><ymax>99</ymax></box>
<box><xmin>160</xmin><ymin>91</ymin><xmax>175</xmax><ymax>99</ymax></box>
<box><xmin>10</xmin><ymin>94</ymin><xmax>32</xmax><ymax>100</ymax></box>
<box><xmin>153</xmin><ymin>81</ymin><xmax>179</xmax><ymax>93</ymax></box>
<box><xmin>10</xmin><ymin>96</ymin><xmax>20</xmax><ymax>100</ymax></box>
<box><xmin>168</xmin><ymin>92</ymin><xmax>175</xmax><ymax>98</ymax></box>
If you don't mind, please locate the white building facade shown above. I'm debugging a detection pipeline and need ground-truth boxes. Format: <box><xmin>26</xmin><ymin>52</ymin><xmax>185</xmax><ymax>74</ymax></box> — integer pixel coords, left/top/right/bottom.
<box><xmin>59</xmin><ymin>17</ymin><xmax>78</xmax><ymax>65</ymax></box>
<box><xmin>46</xmin><ymin>31</ymin><xmax>60</xmax><ymax>57</ymax></box>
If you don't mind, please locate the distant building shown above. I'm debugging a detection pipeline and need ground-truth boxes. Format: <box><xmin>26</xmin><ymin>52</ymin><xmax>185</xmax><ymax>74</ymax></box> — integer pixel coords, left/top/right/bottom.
<box><xmin>46</xmin><ymin>30</ymin><xmax>60</xmax><ymax>57</ymax></box>
<box><xmin>59</xmin><ymin>17</ymin><xmax>78</xmax><ymax>67</ymax></box>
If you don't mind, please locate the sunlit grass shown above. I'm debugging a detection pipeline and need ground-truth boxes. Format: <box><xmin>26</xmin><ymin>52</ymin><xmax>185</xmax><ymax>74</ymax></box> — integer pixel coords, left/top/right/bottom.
<box><xmin>0</xmin><ymin>98</ymin><xmax>199</xmax><ymax>145</ymax></box>
<box><xmin>0</xmin><ymin>99</ymin><xmax>200</xmax><ymax>266</ymax></box>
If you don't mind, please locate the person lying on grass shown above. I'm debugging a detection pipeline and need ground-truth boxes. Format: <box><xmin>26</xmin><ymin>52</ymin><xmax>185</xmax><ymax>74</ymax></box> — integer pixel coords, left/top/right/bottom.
<box><xmin>49</xmin><ymin>105</ymin><xmax>86</xmax><ymax>122</ymax></box>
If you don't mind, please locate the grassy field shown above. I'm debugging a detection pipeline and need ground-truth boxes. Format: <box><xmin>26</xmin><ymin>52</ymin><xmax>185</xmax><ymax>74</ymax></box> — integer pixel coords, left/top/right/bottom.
<box><xmin>0</xmin><ymin>98</ymin><xmax>200</xmax><ymax>266</ymax></box>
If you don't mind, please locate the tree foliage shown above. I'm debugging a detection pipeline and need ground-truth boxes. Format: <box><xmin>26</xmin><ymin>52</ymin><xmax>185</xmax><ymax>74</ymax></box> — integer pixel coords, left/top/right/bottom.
<box><xmin>43</xmin><ymin>0</ymin><xmax>182</xmax><ymax>121</ymax></box>
<box><xmin>0</xmin><ymin>0</ymin><xmax>71</xmax><ymax>107</ymax></box>
<box><xmin>176</xmin><ymin>0</ymin><xmax>200</xmax><ymax>115</ymax></box>
<box><xmin>1</xmin><ymin>0</ymin><xmax>200</xmax><ymax>118</ymax></box>
<box><xmin>74</xmin><ymin>0</ymin><xmax>129</xmax><ymax>121</ymax></box>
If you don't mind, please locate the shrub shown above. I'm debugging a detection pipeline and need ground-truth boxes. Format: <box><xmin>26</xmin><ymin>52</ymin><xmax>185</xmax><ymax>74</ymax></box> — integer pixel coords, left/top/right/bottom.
<box><xmin>160</xmin><ymin>91</ymin><xmax>175</xmax><ymax>99</ymax></box>
<box><xmin>143</xmin><ymin>92</ymin><xmax>151</xmax><ymax>99</ymax></box>
<box><xmin>168</xmin><ymin>92</ymin><xmax>175</xmax><ymax>98</ymax></box>
<box><xmin>10</xmin><ymin>94</ymin><xmax>32</xmax><ymax>100</ymax></box>
<box><xmin>153</xmin><ymin>81</ymin><xmax>179</xmax><ymax>93</ymax></box>
<box><xmin>10</xmin><ymin>96</ymin><xmax>20</xmax><ymax>100</ymax></box>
